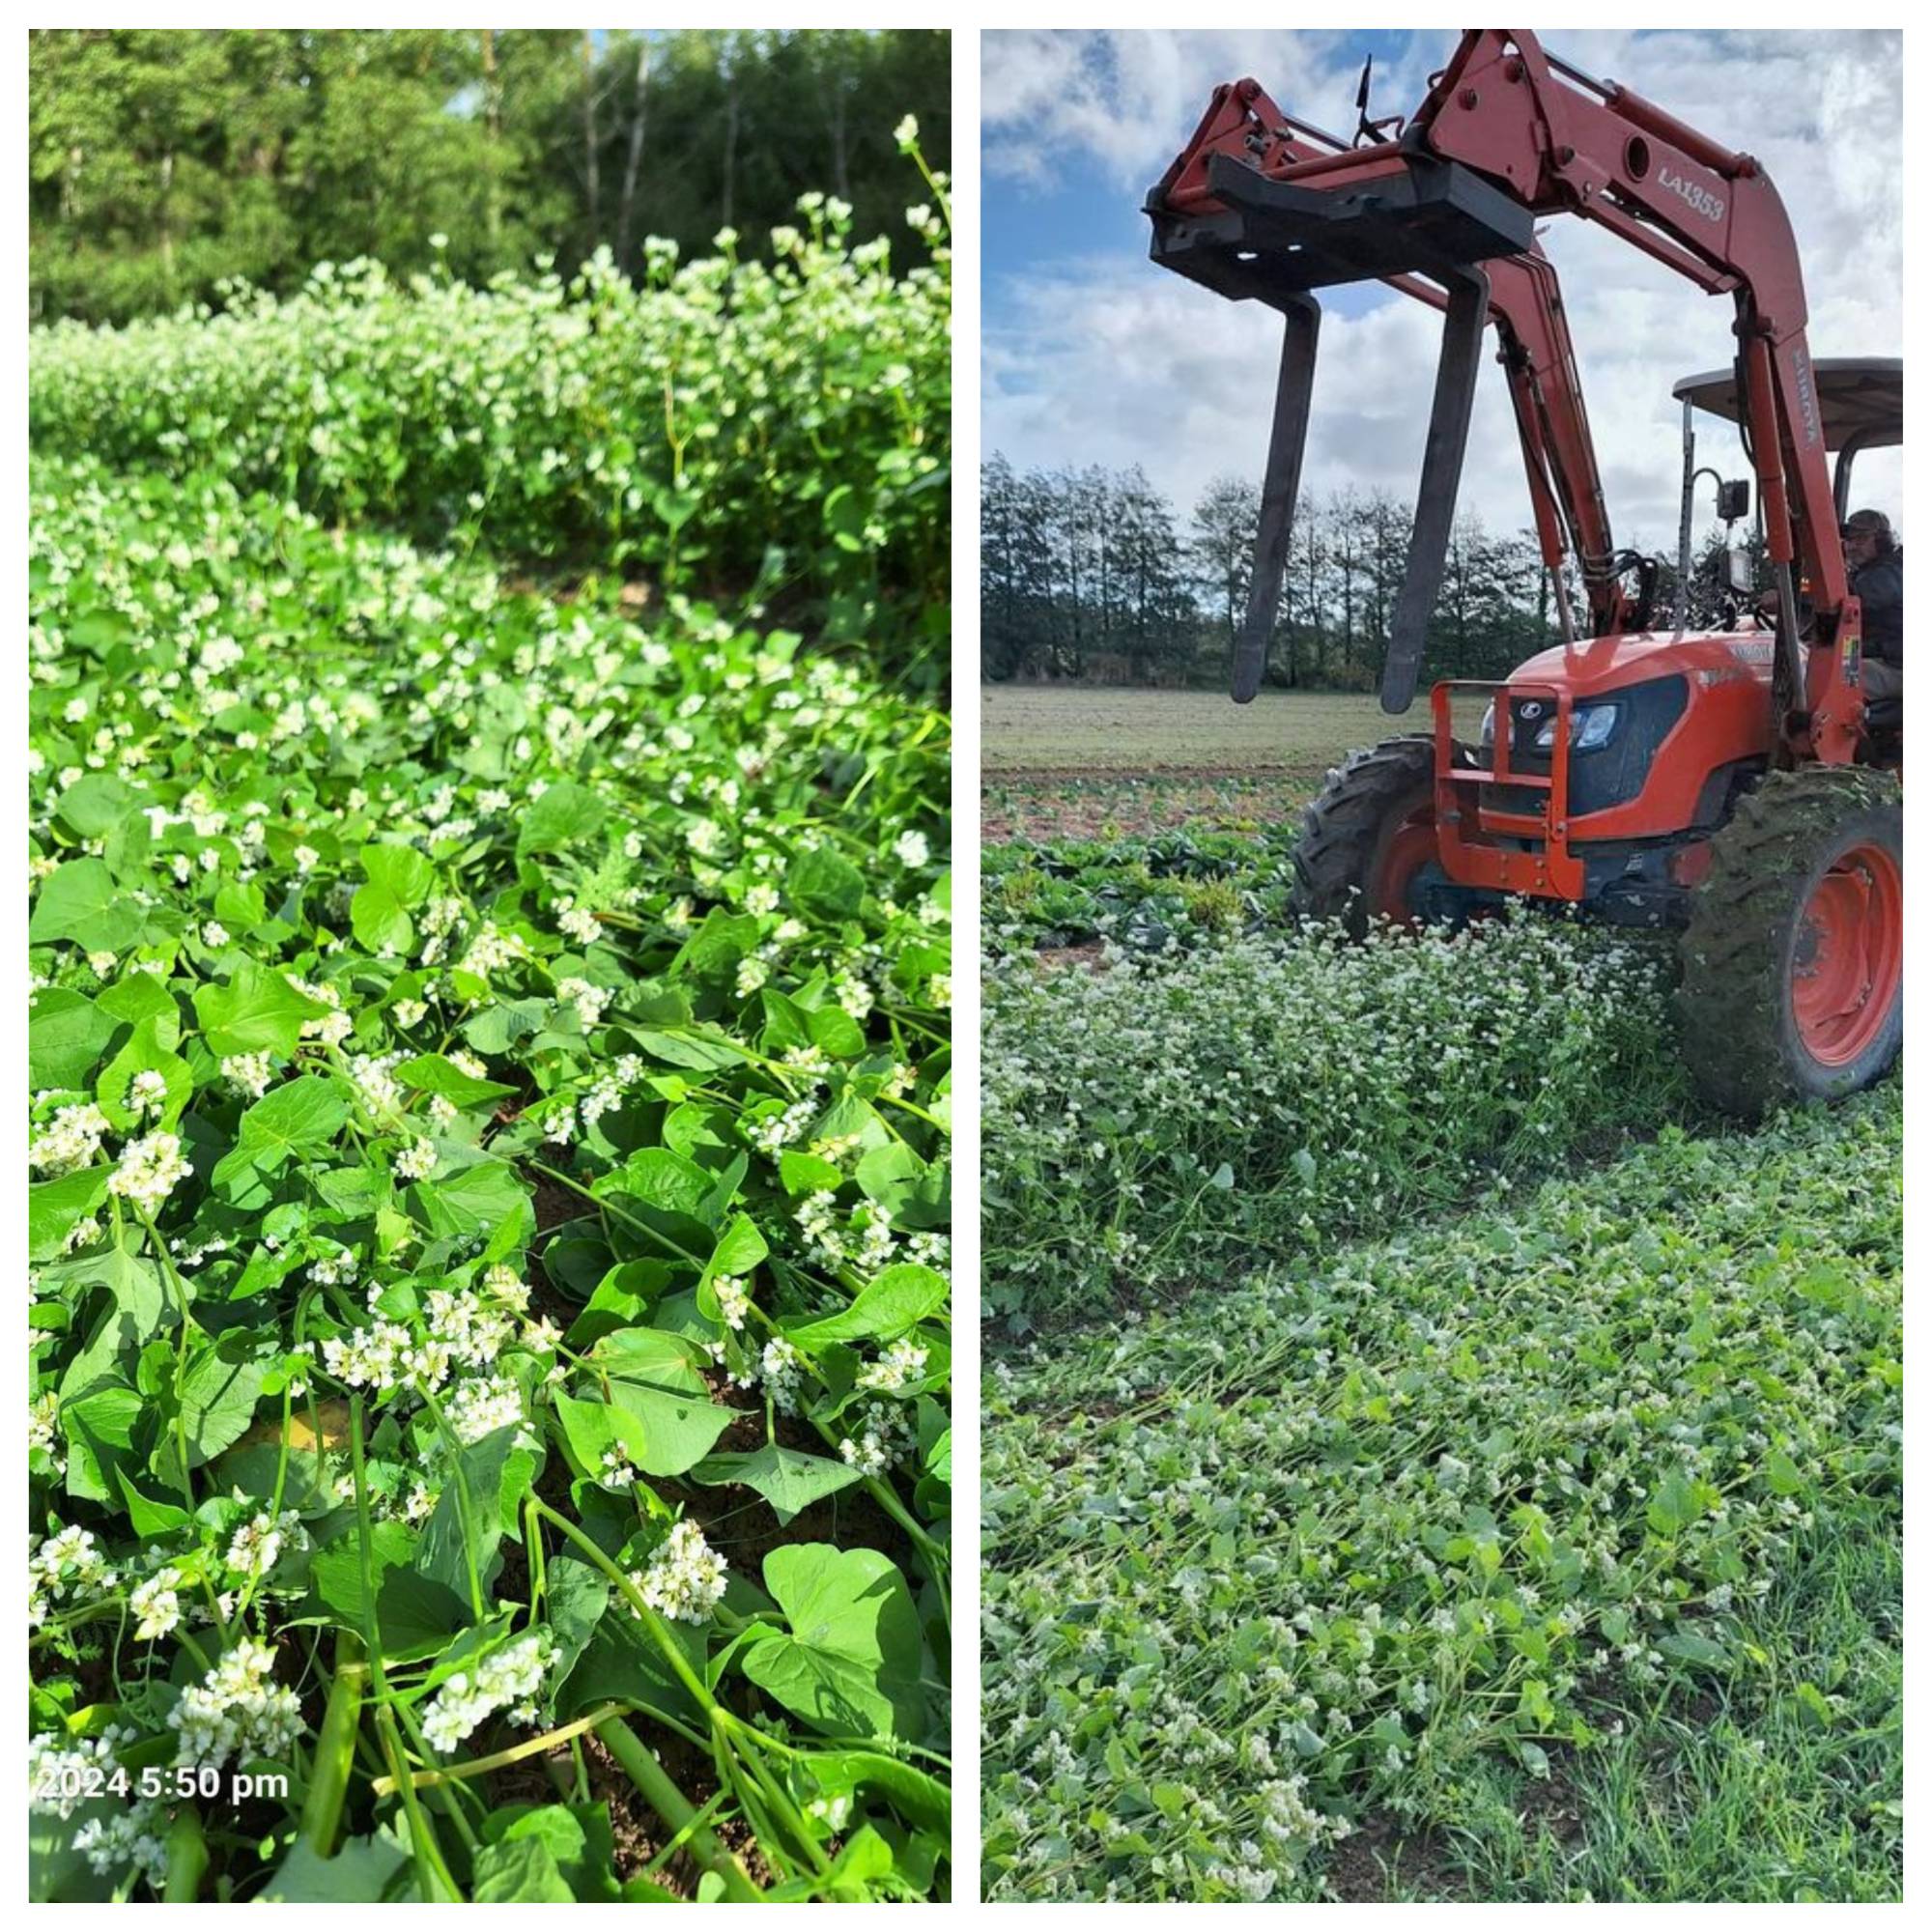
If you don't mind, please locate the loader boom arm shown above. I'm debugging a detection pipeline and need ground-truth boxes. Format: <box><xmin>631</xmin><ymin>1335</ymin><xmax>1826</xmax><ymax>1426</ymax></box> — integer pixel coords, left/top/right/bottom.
<box><xmin>1150</xmin><ymin>29</ymin><xmax>1858</xmax><ymax>757</ymax></box>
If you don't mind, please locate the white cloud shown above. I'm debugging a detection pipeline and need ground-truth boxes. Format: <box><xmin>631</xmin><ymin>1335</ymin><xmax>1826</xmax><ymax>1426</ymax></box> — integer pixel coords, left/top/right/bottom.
<box><xmin>983</xmin><ymin>29</ymin><xmax>1902</xmax><ymax>550</ymax></box>
<box><xmin>982</xmin><ymin>29</ymin><xmax>1433</xmax><ymax>191</ymax></box>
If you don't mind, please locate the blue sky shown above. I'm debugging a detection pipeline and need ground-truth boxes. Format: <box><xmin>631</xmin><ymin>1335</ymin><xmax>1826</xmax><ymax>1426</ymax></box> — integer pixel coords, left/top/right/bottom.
<box><xmin>980</xmin><ymin>29</ymin><xmax>1903</xmax><ymax>548</ymax></box>
<box><xmin>984</xmin><ymin>29</ymin><xmax>1411</xmax><ymax>318</ymax></box>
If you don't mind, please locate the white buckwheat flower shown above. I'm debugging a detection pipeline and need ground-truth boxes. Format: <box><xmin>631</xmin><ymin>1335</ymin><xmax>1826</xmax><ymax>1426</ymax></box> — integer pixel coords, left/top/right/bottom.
<box><xmin>554</xmin><ymin>899</ymin><xmax>602</xmax><ymax>945</ymax></box>
<box><xmin>129</xmin><ymin>1567</ymin><xmax>184</xmax><ymax>1641</ymax></box>
<box><xmin>226</xmin><ymin>1508</ymin><xmax>305</xmax><ymax>1580</ymax></box>
<box><xmin>838</xmin><ymin>1398</ymin><xmax>918</xmax><ymax>1478</ymax></box>
<box><xmin>393</xmin><ymin>1138</ymin><xmax>438</xmax><ymax>1181</ymax></box>
<box><xmin>221</xmin><ymin>1052</ymin><xmax>274</xmax><ymax>1098</ymax></box>
<box><xmin>128</xmin><ymin>1069</ymin><xmax>169</xmax><ymax>1117</ymax></box>
<box><xmin>441</xmin><ymin>1371</ymin><xmax>526</xmax><ymax>1443</ymax></box>
<box><xmin>171</xmin><ymin>1638</ymin><xmax>302</xmax><ymax>1769</ymax></box>
<box><xmin>106</xmin><ymin>1132</ymin><xmax>190</xmax><ymax>1212</ymax></box>
<box><xmin>28</xmin><ymin>1103</ymin><xmax>112</xmax><ymax>1178</ymax></box>
<box><xmin>857</xmin><ymin>1337</ymin><xmax>928</xmax><ymax>1394</ymax></box>
<box><xmin>421</xmin><ymin>1628</ymin><xmax>558</xmax><ymax>1754</ymax></box>
<box><xmin>757</xmin><ymin>1337</ymin><xmax>805</xmax><ymax>1413</ymax></box>
<box><xmin>629</xmin><ymin>1521</ymin><xmax>727</xmax><ymax>1625</ymax></box>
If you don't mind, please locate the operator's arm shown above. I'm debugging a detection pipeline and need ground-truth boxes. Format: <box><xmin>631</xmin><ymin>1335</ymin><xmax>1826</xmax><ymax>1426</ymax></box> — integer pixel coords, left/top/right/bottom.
<box><xmin>1857</xmin><ymin>554</ymin><xmax>1903</xmax><ymax>664</ymax></box>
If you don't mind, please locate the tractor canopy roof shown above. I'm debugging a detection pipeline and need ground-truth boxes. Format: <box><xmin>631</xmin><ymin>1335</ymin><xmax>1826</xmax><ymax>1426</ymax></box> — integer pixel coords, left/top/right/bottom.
<box><xmin>1673</xmin><ymin>357</ymin><xmax>1901</xmax><ymax>453</ymax></box>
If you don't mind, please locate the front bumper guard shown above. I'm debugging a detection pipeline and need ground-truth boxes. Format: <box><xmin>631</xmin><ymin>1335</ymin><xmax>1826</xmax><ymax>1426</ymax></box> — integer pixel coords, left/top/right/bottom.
<box><xmin>1431</xmin><ymin>678</ymin><xmax>1586</xmax><ymax>900</ymax></box>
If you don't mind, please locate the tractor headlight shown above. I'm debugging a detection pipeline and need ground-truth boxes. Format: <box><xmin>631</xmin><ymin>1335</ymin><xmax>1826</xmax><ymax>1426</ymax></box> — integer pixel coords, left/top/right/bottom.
<box><xmin>1479</xmin><ymin>701</ymin><xmax>1495</xmax><ymax>748</ymax></box>
<box><xmin>1533</xmin><ymin>702</ymin><xmax>1618</xmax><ymax>753</ymax></box>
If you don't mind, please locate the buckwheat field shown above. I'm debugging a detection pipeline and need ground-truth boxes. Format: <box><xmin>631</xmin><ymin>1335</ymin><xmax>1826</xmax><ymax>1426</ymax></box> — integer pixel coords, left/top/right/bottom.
<box><xmin>29</xmin><ymin>154</ymin><xmax>953</xmax><ymax>1904</ymax></box>
<box><xmin>982</xmin><ymin>797</ymin><xmax>1900</xmax><ymax>1902</ymax></box>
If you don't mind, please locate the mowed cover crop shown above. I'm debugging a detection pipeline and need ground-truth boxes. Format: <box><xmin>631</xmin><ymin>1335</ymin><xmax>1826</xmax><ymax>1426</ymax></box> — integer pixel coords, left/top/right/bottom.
<box><xmin>980</xmin><ymin>694</ymin><xmax>1901</xmax><ymax>1904</ymax></box>
<box><xmin>29</xmin><ymin>172</ymin><xmax>953</xmax><ymax>1904</ymax></box>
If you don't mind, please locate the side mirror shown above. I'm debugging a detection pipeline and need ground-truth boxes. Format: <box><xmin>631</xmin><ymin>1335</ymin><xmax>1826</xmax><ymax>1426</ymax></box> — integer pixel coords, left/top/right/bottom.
<box><xmin>1724</xmin><ymin>546</ymin><xmax>1756</xmax><ymax>595</ymax></box>
<box><xmin>1717</xmin><ymin>479</ymin><xmax>1751</xmax><ymax>522</ymax></box>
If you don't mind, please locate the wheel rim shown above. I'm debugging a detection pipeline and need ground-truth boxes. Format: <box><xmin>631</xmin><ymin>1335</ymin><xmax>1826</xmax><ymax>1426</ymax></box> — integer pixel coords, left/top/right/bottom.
<box><xmin>1791</xmin><ymin>839</ymin><xmax>1902</xmax><ymax>1065</ymax></box>
<box><xmin>1373</xmin><ymin>808</ymin><xmax>1436</xmax><ymax>925</ymax></box>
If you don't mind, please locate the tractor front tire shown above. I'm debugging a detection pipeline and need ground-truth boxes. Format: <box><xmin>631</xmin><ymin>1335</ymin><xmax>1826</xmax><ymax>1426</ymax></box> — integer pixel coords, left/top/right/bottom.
<box><xmin>1290</xmin><ymin>736</ymin><xmax>1445</xmax><ymax>940</ymax></box>
<box><xmin>1679</xmin><ymin>766</ymin><xmax>1902</xmax><ymax>1118</ymax></box>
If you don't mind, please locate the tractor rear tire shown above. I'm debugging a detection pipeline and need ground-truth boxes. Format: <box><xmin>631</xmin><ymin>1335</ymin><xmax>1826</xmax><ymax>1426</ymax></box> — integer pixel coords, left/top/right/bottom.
<box><xmin>1291</xmin><ymin>736</ymin><xmax>1447</xmax><ymax>940</ymax></box>
<box><xmin>1678</xmin><ymin>766</ymin><xmax>1902</xmax><ymax>1119</ymax></box>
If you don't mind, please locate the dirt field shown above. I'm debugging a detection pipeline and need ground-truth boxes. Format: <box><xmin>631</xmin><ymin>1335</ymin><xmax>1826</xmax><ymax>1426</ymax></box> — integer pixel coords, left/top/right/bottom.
<box><xmin>980</xmin><ymin>685</ymin><xmax>1398</xmax><ymax>841</ymax></box>
<box><xmin>981</xmin><ymin>685</ymin><xmax>1393</xmax><ymax>773</ymax></box>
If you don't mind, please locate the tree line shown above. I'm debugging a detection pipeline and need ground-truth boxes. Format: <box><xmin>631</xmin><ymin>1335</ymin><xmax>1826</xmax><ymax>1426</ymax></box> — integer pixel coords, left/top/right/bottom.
<box><xmin>982</xmin><ymin>454</ymin><xmax>1750</xmax><ymax>689</ymax></box>
<box><xmin>29</xmin><ymin>28</ymin><xmax>949</xmax><ymax>325</ymax></box>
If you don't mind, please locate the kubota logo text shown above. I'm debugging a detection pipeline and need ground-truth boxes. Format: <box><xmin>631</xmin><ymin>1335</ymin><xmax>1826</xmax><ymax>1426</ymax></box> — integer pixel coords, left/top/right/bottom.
<box><xmin>1790</xmin><ymin>349</ymin><xmax>1822</xmax><ymax>447</ymax></box>
<box><xmin>1656</xmin><ymin>166</ymin><xmax>1725</xmax><ymax>224</ymax></box>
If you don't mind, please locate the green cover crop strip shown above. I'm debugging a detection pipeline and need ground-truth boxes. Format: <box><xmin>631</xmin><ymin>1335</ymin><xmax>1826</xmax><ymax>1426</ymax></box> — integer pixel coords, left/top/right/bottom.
<box><xmin>984</xmin><ymin>914</ymin><xmax>1685</xmax><ymax>1332</ymax></box>
<box><xmin>983</xmin><ymin>1092</ymin><xmax>1900</xmax><ymax>1901</ymax></box>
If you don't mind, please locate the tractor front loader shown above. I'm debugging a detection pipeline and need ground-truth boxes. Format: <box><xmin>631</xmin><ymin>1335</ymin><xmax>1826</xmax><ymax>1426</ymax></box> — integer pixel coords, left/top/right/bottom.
<box><xmin>1148</xmin><ymin>31</ymin><xmax>1901</xmax><ymax>1116</ymax></box>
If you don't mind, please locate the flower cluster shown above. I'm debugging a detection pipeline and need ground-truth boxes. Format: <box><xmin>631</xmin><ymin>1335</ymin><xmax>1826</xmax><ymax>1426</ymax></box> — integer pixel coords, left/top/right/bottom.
<box><xmin>225</xmin><ymin>1509</ymin><xmax>305</xmax><ymax>1580</ymax></box>
<box><xmin>629</xmin><ymin>1520</ymin><xmax>728</xmax><ymax>1626</ymax></box>
<box><xmin>319</xmin><ymin>1269</ymin><xmax>534</xmax><ymax>1399</ymax></box>
<box><xmin>29</xmin><ymin>1524</ymin><xmax>116</xmax><ymax>1629</ymax></box>
<box><xmin>171</xmin><ymin>1637</ymin><xmax>303</xmax><ymax>1769</ymax></box>
<box><xmin>857</xmin><ymin>1337</ymin><xmax>928</xmax><ymax>1393</ymax></box>
<box><xmin>129</xmin><ymin>1564</ymin><xmax>185</xmax><ymax>1641</ymax></box>
<box><xmin>838</xmin><ymin>1398</ymin><xmax>918</xmax><ymax>1478</ymax></box>
<box><xmin>31</xmin><ymin>1725</ymin><xmax>133</xmax><ymax>1821</ymax></box>
<box><xmin>28</xmin><ymin>1101</ymin><xmax>112</xmax><ymax>1177</ymax></box>
<box><xmin>105</xmin><ymin>1131</ymin><xmax>191</xmax><ymax>1212</ymax></box>
<box><xmin>72</xmin><ymin>1803</ymin><xmax>170</xmax><ymax>1888</ymax></box>
<box><xmin>421</xmin><ymin>1628</ymin><xmax>559</xmax><ymax>1754</ymax></box>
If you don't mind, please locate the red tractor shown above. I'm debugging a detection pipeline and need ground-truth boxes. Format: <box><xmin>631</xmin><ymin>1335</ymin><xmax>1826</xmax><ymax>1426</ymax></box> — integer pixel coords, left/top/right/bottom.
<box><xmin>1147</xmin><ymin>29</ymin><xmax>1901</xmax><ymax>1117</ymax></box>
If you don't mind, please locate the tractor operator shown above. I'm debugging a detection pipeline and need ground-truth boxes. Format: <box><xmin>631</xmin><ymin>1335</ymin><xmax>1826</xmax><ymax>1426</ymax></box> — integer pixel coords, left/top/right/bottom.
<box><xmin>1844</xmin><ymin>509</ymin><xmax>1902</xmax><ymax>702</ymax></box>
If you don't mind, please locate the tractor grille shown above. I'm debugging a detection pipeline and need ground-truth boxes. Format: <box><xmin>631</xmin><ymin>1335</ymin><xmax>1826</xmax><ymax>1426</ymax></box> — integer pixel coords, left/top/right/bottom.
<box><xmin>1499</xmin><ymin>675</ymin><xmax>1688</xmax><ymax>817</ymax></box>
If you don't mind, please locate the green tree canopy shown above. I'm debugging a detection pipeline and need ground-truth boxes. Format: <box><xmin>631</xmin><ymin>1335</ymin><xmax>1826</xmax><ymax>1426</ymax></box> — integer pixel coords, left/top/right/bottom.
<box><xmin>30</xmin><ymin>28</ymin><xmax>950</xmax><ymax>324</ymax></box>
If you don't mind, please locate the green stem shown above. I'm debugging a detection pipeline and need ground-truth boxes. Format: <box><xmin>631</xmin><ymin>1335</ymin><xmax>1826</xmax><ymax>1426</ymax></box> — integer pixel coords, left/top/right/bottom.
<box><xmin>593</xmin><ymin>1716</ymin><xmax>763</xmax><ymax>1903</ymax></box>
<box><xmin>377</xmin><ymin>1706</ymin><xmax>464</xmax><ymax>1901</ymax></box>
<box><xmin>162</xmin><ymin>1806</ymin><xmax>208</xmax><ymax>1903</ymax></box>
<box><xmin>529</xmin><ymin>1500</ymin><xmax>714</xmax><ymax>1713</ymax></box>
<box><xmin>527</xmin><ymin>1158</ymin><xmax>706</xmax><ymax>1269</ymax></box>
<box><xmin>298</xmin><ymin>1633</ymin><xmax>367</xmax><ymax>1856</ymax></box>
<box><xmin>392</xmin><ymin>1696</ymin><xmax>483</xmax><ymax>1848</ymax></box>
<box><xmin>375</xmin><ymin>1705</ymin><xmax>626</xmax><ymax>1797</ymax></box>
<box><xmin>349</xmin><ymin>1396</ymin><xmax>463</xmax><ymax>1901</ymax></box>
<box><xmin>133</xmin><ymin>1204</ymin><xmax>198</xmax><ymax>1505</ymax></box>
<box><xmin>416</xmin><ymin>1385</ymin><xmax>487</xmax><ymax>1619</ymax></box>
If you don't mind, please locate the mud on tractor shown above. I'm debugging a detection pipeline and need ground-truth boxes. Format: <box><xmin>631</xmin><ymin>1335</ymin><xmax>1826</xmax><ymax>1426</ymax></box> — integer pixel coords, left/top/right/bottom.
<box><xmin>1147</xmin><ymin>29</ymin><xmax>1901</xmax><ymax>1117</ymax></box>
